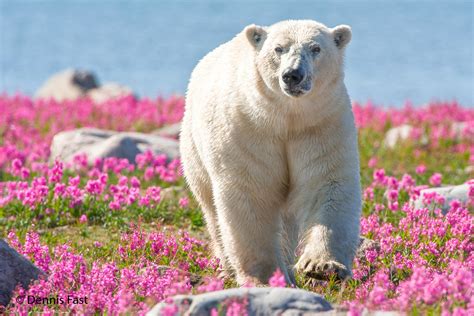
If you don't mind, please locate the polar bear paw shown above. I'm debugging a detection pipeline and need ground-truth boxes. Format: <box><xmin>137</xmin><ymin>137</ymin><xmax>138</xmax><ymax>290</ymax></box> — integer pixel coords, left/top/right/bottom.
<box><xmin>295</xmin><ymin>257</ymin><xmax>350</xmax><ymax>281</ymax></box>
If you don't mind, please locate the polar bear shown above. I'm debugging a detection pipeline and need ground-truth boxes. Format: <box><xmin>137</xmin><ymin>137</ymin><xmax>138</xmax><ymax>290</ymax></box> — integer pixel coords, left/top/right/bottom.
<box><xmin>180</xmin><ymin>20</ymin><xmax>361</xmax><ymax>286</ymax></box>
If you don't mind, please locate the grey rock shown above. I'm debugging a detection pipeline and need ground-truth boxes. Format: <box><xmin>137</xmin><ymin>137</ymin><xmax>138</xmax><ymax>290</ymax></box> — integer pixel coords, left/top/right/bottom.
<box><xmin>50</xmin><ymin>128</ymin><xmax>179</xmax><ymax>164</ymax></box>
<box><xmin>411</xmin><ymin>183</ymin><xmax>471</xmax><ymax>213</ymax></box>
<box><xmin>71</xmin><ymin>70</ymin><xmax>99</xmax><ymax>91</ymax></box>
<box><xmin>152</xmin><ymin>122</ymin><xmax>182</xmax><ymax>139</ymax></box>
<box><xmin>384</xmin><ymin>122</ymin><xmax>473</xmax><ymax>149</ymax></box>
<box><xmin>383</xmin><ymin>124</ymin><xmax>414</xmax><ymax>148</ymax></box>
<box><xmin>146</xmin><ymin>238</ymin><xmax>395</xmax><ymax>315</ymax></box>
<box><xmin>383</xmin><ymin>124</ymin><xmax>429</xmax><ymax>149</ymax></box>
<box><xmin>0</xmin><ymin>239</ymin><xmax>44</xmax><ymax>307</ymax></box>
<box><xmin>87</xmin><ymin>82</ymin><xmax>133</xmax><ymax>103</ymax></box>
<box><xmin>35</xmin><ymin>69</ymin><xmax>99</xmax><ymax>101</ymax></box>
<box><xmin>147</xmin><ymin>287</ymin><xmax>332</xmax><ymax>316</ymax></box>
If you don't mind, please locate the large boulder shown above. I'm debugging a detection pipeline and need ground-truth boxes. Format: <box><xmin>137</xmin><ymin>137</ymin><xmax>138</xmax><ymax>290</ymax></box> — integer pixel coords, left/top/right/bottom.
<box><xmin>50</xmin><ymin>128</ymin><xmax>179</xmax><ymax>164</ymax></box>
<box><xmin>35</xmin><ymin>69</ymin><xmax>99</xmax><ymax>101</ymax></box>
<box><xmin>411</xmin><ymin>183</ymin><xmax>472</xmax><ymax>213</ymax></box>
<box><xmin>0</xmin><ymin>239</ymin><xmax>44</xmax><ymax>307</ymax></box>
<box><xmin>147</xmin><ymin>287</ymin><xmax>333</xmax><ymax>316</ymax></box>
<box><xmin>35</xmin><ymin>69</ymin><xmax>133</xmax><ymax>103</ymax></box>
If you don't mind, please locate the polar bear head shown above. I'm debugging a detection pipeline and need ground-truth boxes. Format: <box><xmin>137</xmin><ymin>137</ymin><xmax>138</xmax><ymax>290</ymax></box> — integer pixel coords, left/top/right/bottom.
<box><xmin>244</xmin><ymin>20</ymin><xmax>351</xmax><ymax>98</ymax></box>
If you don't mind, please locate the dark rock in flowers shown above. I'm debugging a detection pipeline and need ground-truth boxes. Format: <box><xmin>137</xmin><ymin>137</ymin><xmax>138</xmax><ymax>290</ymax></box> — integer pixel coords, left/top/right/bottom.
<box><xmin>0</xmin><ymin>239</ymin><xmax>44</xmax><ymax>307</ymax></box>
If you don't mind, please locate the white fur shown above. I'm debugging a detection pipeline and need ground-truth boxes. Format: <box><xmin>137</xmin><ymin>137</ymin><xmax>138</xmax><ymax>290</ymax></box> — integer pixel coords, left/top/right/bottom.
<box><xmin>180</xmin><ymin>20</ymin><xmax>361</xmax><ymax>285</ymax></box>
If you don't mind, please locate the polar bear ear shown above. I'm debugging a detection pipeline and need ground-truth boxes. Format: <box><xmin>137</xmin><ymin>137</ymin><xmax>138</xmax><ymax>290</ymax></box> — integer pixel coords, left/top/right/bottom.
<box><xmin>244</xmin><ymin>24</ymin><xmax>267</xmax><ymax>48</ymax></box>
<box><xmin>332</xmin><ymin>25</ymin><xmax>352</xmax><ymax>49</ymax></box>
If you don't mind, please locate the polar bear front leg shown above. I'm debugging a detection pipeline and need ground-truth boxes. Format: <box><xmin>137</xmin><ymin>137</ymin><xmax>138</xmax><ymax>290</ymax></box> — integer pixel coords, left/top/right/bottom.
<box><xmin>212</xmin><ymin>183</ymin><xmax>290</xmax><ymax>286</ymax></box>
<box><xmin>293</xmin><ymin>180</ymin><xmax>361</xmax><ymax>280</ymax></box>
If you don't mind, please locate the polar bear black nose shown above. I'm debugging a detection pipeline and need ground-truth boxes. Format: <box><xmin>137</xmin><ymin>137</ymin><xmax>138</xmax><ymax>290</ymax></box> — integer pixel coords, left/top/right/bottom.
<box><xmin>282</xmin><ymin>68</ymin><xmax>304</xmax><ymax>86</ymax></box>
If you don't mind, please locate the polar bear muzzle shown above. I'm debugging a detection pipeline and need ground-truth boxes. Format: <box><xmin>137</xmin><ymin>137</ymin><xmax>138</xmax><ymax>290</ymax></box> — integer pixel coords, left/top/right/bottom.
<box><xmin>281</xmin><ymin>66</ymin><xmax>311</xmax><ymax>97</ymax></box>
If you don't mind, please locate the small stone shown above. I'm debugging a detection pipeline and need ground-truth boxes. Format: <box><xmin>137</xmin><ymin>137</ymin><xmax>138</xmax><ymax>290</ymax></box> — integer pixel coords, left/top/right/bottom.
<box><xmin>356</xmin><ymin>237</ymin><xmax>380</xmax><ymax>260</ymax></box>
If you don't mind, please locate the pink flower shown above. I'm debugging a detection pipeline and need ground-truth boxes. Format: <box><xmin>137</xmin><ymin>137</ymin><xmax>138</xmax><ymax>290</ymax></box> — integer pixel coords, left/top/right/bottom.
<box><xmin>178</xmin><ymin>197</ymin><xmax>189</xmax><ymax>208</ymax></box>
<box><xmin>410</xmin><ymin>127</ymin><xmax>423</xmax><ymax>140</ymax></box>
<box><xmin>20</xmin><ymin>167</ymin><xmax>30</xmax><ymax>179</ymax></box>
<box><xmin>429</xmin><ymin>173</ymin><xmax>442</xmax><ymax>186</ymax></box>
<box><xmin>268</xmin><ymin>268</ymin><xmax>286</xmax><ymax>287</ymax></box>
<box><xmin>416</xmin><ymin>164</ymin><xmax>426</xmax><ymax>174</ymax></box>
<box><xmin>85</xmin><ymin>179</ymin><xmax>103</xmax><ymax>195</ymax></box>
<box><xmin>225</xmin><ymin>298</ymin><xmax>248</xmax><ymax>316</ymax></box>
<box><xmin>197</xmin><ymin>278</ymin><xmax>224</xmax><ymax>293</ymax></box>
<box><xmin>130</xmin><ymin>176</ymin><xmax>141</xmax><ymax>188</ymax></box>
<box><xmin>160</xmin><ymin>304</ymin><xmax>179</xmax><ymax>316</ymax></box>
<box><xmin>48</xmin><ymin>161</ymin><xmax>63</xmax><ymax>183</ymax></box>
<box><xmin>79</xmin><ymin>214</ymin><xmax>88</xmax><ymax>223</ymax></box>
<box><xmin>368</xmin><ymin>157</ymin><xmax>377</xmax><ymax>168</ymax></box>
<box><xmin>365</xmin><ymin>249</ymin><xmax>378</xmax><ymax>263</ymax></box>
<box><xmin>144</xmin><ymin>167</ymin><xmax>155</xmax><ymax>181</ymax></box>
<box><xmin>11</xmin><ymin>158</ymin><xmax>23</xmax><ymax>175</ymax></box>
<box><xmin>387</xmin><ymin>189</ymin><xmax>399</xmax><ymax>201</ymax></box>
<box><xmin>109</xmin><ymin>200</ymin><xmax>121</xmax><ymax>210</ymax></box>
<box><xmin>373</xmin><ymin>169</ymin><xmax>386</xmax><ymax>185</ymax></box>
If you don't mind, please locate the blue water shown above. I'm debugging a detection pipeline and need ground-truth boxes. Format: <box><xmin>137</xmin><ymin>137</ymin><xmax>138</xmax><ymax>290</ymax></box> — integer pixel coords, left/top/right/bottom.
<box><xmin>1</xmin><ymin>0</ymin><xmax>473</xmax><ymax>106</ymax></box>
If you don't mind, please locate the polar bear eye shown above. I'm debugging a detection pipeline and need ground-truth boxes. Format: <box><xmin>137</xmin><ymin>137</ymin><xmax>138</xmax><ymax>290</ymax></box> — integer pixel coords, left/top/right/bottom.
<box><xmin>310</xmin><ymin>45</ymin><xmax>321</xmax><ymax>54</ymax></box>
<box><xmin>274</xmin><ymin>46</ymin><xmax>283</xmax><ymax>54</ymax></box>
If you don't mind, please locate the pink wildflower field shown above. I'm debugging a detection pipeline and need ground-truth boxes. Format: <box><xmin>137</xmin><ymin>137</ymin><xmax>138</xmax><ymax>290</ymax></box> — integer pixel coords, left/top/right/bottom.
<box><xmin>0</xmin><ymin>94</ymin><xmax>473</xmax><ymax>315</ymax></box>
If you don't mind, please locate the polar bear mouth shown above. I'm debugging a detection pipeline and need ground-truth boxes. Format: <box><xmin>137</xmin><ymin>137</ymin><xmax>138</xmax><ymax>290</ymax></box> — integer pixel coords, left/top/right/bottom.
<box><xmin>280</xmin><ymin>76</ymin><xmax>312</xmax><ymax>98</ymax></box>
<box><xmin>285</xmin><ymin>88</ymin><xmax>305</xmax><ymax>97</ymax></box>
<box><xmin>282</xmin><ymin>82</ymin><xmax>311</xmax><ymax>98</ymax></box>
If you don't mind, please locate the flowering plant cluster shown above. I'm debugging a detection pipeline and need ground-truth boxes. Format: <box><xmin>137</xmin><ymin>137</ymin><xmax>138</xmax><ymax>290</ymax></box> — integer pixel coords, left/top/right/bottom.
<box><xmin>0</xmin><ymin>94</ymin><xmax>472</xmax><ymax>315</ymax></box>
